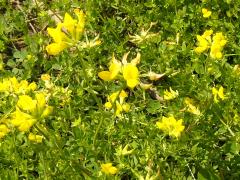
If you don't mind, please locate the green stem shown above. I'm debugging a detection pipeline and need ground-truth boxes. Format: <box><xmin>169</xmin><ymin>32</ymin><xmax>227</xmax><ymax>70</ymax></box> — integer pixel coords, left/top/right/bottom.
<box><xmin>34</xmin><ymin>123</ymin><xmax>50</xmax><ymax>141</ymax></box>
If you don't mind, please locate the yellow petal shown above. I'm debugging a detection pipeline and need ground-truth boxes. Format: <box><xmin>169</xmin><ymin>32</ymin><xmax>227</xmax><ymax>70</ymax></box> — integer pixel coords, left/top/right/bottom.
<box><xmin>98</xmin><ymin>71</ymin><xmax>113</xmax><ymax>81</ymax></box>
<box><xmin>123</xmin><ymin>64</ymin><xmax>139</xmax><ymax>80</ymax></box>
<box><xmin>46</xmin><ymin>43</ymin><xmax>68</xmax><ymax>55</ymax></box>
<box><xmin>62</xmin><ymin>13</ymin><xmax>77</xmax><ymax>36</ymax></box>
<box><xmin>47</xmin><ymin>24</ymin><xmax>66</xmax><ymax>43</ymax></box>
<box><xmin>127</xmin><ymin>79</ymin><xmax>139</xmax><ymax>88</ymax></box>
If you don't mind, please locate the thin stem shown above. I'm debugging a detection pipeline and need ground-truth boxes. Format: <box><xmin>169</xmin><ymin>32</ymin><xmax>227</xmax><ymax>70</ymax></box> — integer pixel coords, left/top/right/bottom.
<box><xmin>34</xmin><ymin>123</ymin><xmax>50</xmax><ymax>141</ymax></box>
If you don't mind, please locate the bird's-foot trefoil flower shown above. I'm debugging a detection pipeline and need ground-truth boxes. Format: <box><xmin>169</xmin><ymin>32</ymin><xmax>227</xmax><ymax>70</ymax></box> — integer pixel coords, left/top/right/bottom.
<box><xmin>98</xmin><ymin>52</ymin><xmax>141</xmax><ymax>89</ymax></box>
<box><xmin>0</xmin><ymin>124</ymin><xmax>10</xmax><ymax>139</ymax></box>
<box><xmin>184</xmin><ymin>98</ymin><xmax>201</xmax><ymax>116</ymax></box>
<box><xmin>212</xmin><ymin>86</ymin><xmax>226</xmax><ymax>103</ymax></box>
<box><xmin>46</xmin><ymin>9</ymin><xmax>100</xmax><ymax>55</ymax></box>
<box><xmin>202</xmin><ymin>8</ymin><xmax>212</xmax><ymax>18</ymax></box>
<box><xmin>10</xmin><ymin>93</ymin><xmax>53</xmax><ymax>132</ymax></box>
<box><xmin>164</xmin><ymin>87</ymin><xmax>179</xmax><ymax>100</ymax></box>
<box><xmin>104</xmin><ymin>90</ymin><xmax>130</xmax><ymax>116</ymax></box>
<box><xmin>194</xmin><ymin>29</ymin><xmax>213</xmax><ymax>54</ymax></box>
<box><xmin>28</xmin><ymin>133</ymin><xmax>44</xmax><ymax>143</ymax></box>
<box><xmin>101</xmin><ymin>163</ymin><xmax>118</xmax><ymax>175</ymax></box>
<box><xmin>194</xmin><ymin>30</ymin><xmax>227</xmax><ymax>59</ymax></box>
<box><xmin>156</xmin><ymin>115</ymin><xmax>185</xmax><ymax>138</ymax></box>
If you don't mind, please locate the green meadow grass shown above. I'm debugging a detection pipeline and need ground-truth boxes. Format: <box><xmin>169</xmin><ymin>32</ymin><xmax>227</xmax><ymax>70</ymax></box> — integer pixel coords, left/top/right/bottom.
<box><xmin>0</xmin><ymin>0</ymin><xmax>240</xmax><ymax>179</ymax></box>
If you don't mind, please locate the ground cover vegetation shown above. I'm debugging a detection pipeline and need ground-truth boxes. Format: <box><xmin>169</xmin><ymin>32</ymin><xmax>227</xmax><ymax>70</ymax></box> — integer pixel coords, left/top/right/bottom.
<box><xmin>0</xmin><ymin>0</ymin><xmax>240</xmax><ymax>179</ymax></box>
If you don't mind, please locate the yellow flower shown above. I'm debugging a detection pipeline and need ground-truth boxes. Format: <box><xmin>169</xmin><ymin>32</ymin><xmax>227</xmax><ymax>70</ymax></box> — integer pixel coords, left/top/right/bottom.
<box><xmin>11</xmin><ymin>93</ymin><xmax>52</xmax><ymax>132</ymax></box>
<box><xmin>11</xmin><ymin>109</ymin><xmax>36</xmax><ymax>132</ymax></box>
<box><xmin>164</xmin><ymin>87</ymin><xmax>179</xmax><ymax>100</ymax></box>
<box><xmin>104</xmin><ymin>90</ymin><xmax>130</xmax><ymax>116</ymax></box>
<box><xmin>184</xmin><ymin>98</ymin><xmax>201</xmax><ymax>116</ymax></box>
<box><xmin>156</xmin><ymin>116</ymin><xmax>185</xmax><ymax>138</ymax></box>
<box><xmin>195</xmin><ymin>30</ymin><xmax>226</xmax><ymax>59</ymax></box>
<box><xmin>122</xmin><ymin>64</ymin><xmax>139</xmax><ymax>88</ymax></box>
<box><xmin>210</xmin><ymin>33</ymin><xmax>227</xmax><ymax>59</ymax></box>
<box><xmin>28</xmin><ymin>133</ymin><xmax>43</xmax><ymax>143</ymax></box>
<box><xmin>17</xmin><ymin>95</ymin><xmax>37</xmax><ymax>113</ymax></box>
<box><xmin>46</xmin><ymin>10</ymin><xmax>86</xmax><ymax>55</ymax></box>
<box><xmin>0</xmin><ymin>77</ymin><xmax>36</xmax><ymax>94</ymax></box>
<box><xmin>98</xmin><ymin>54</ymin><xmax>122</xmax><ymax>81</ymax></box>
<box><xmin>129</xmin><ymin>22</ymin><xmax>158</xmax><ymax>44</ymax></box>
<box><xmin>101</xmin><ymin>163</ymin><xmax>118</xmax><ymax>175</ymax></box>
<box><xmin>194</xmin><ymin>30</ymin><xmax>212</xmax><ymax>54</ymax></box>
<box><xmin>202</xmin><ymin>8</ymin><xmax>212</xmax><ymax>18</ymax></box>
<box><xmin>46</xmin><ymin>42</ymin><xmax>68</xmax><ymax>55</ymax></box>
<box><xmin>202</xmin><ymin>29</ymin><xmax>213</xmax><ymax>41</ymax></box>
<box><xmin>98</xmin><ymin>52</ymin><xmax>141</xmax><ymax>88</ymax></box>
<box><xmin>0</xmin><ymin>124</ymin><xmax>10</xmax><ymax>139</ymax></box>
<box><xmin>41</xmin><ymin>74</ymin><xmax>51</xmax><ymax>81</ymax></box>
<box><xmin>212</xmin><ymin>86</ymin><xmax>226</xmax><ymax>103</ymax></box>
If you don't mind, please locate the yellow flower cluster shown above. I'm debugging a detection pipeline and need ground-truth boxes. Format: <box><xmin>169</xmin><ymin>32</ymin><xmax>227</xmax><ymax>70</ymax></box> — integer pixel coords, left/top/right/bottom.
<box><xmin>0</xmin><ymin>77</ymin><xmax>36</xmax><ymax>95</ymax></box>
<box><xmin>104</xmin><ymin>90</ymin><xmax>130</xmax><ymax>116</ymax></box>
<box><xmin>98</xmin><ymin>52</ymin><xmax>141</xmax><ymax>89</ymax></box>
<box><xmin>212</xmin><ymin>86</ymin><xmax>226</xmax><ymax>103</ymax></box>
<box><xmin>156</xmin><ymin>115</ymin><xmax>185</xmax><ymax>138</ymax></box>
<box><xmin>46</xmin><ymin>9</ymin><xmax>85</xmax><ymax>55</ymax></box>
<box><xmin>101</xmin><ymin>163</ymin><xmax>118</xmax><ymax>175</ymax></box>
<box><xmin>11</xmin><ymin>93</ymin><xmax>52</xmax><ymax>132</ymax></box>
<box><xmin>195</xmin><ymin>30</ymin><xmax>227</xmax><ymax>59</ymax></box>
<box><xmin>46</xmin><ymin>9</ymin><xmax>100</xmax><ymax>55</ymax></box>
<box><xmin>0</xmin><ymin>124</ymin><xmax>10</xmax><ymax>139</ymax></box>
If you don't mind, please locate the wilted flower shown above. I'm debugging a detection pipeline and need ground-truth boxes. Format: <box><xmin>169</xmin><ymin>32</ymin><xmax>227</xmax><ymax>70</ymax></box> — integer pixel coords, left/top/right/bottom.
<box><xmin>115</xmin><ymin>144</ymin><xmax>134</xmax><ymax>156</ymax></box>
<box><xmin>129</xmin><ymin>22</ymin><xmax>158</xmax><ymax>44</ymax></box>
<box><xmin>147</xmin><ymin>71</ymin><xmax>165</xmax><ymax>81</ymax></box>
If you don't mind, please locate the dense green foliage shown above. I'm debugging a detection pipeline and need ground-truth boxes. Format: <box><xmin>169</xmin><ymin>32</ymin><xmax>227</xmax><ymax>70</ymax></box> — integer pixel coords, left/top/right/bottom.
<box><xmin>0</xmin><ymin>0</ymin><xmax>240</xmax><ymax>179</ymax></box>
